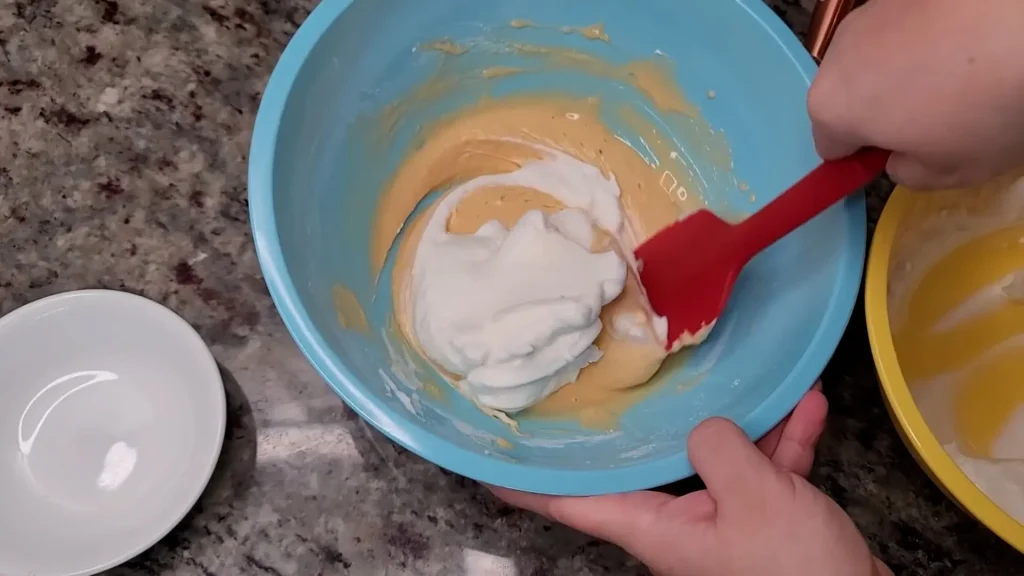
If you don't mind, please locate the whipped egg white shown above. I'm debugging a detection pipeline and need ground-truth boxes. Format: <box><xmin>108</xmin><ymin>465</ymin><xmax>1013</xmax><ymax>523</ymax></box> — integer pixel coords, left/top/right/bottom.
<box><xmin>410</xmin><ymin>145</ymin><xmax>656</xmax><ymax>412</ymax></box>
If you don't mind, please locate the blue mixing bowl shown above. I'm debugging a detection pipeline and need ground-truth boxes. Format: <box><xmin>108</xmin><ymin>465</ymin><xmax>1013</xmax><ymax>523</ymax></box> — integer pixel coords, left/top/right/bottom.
<box><xmin>248</xmin><ymin>0</ymin><xmax>865</xmax><ymax>495</ymax></box>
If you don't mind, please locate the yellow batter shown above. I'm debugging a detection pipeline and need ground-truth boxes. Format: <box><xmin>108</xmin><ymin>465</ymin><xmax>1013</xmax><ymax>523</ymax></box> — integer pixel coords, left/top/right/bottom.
<box><xmin>365</xmin><ymin>30</ymin><xmax>733</xmax><ymax>428</ymax></box>
<box><xmin>331</xmin><ymin>285</ymin><xmax>369</xmax><ymax>333</ymax></box>
<box><xmin>895</xmin><ymin>205</ymin><xmax>1024</xmax><ymax>459</ymax></box>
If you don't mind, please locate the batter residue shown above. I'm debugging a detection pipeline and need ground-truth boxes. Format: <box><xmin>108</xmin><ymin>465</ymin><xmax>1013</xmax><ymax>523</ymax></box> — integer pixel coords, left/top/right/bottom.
<box><xmin>331</xmin><ymin>284</ymin><xmax>369</xmax><ymax>333</ymax></box>
<box><xmin>369</xmin><ymin>31</ymin><xmax>732</xmax><ymax>428</ymax></box>
<box><xmin>508</xmin><ymin>20</ymin><xmax>610</xmax><ymax>42</ymax></box>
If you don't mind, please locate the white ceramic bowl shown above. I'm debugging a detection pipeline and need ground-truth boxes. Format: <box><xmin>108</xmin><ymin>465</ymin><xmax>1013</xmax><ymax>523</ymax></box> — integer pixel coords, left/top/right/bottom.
<box><xmin>0</xmin><ymin>290</ymin><xmax>226</xmax><ymax>576</ymax></box>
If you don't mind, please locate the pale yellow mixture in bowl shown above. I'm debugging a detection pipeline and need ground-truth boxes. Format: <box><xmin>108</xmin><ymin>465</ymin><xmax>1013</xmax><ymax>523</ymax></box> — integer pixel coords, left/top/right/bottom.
<box><xmin>364</xmin><ymin>34</ymin><xmax>733</xmax><ymax>430</ymax></box>
<box><xmin>866</xmin><ymin>171</ymin><xmax>1024</xmax><ymax>552</ymax></box>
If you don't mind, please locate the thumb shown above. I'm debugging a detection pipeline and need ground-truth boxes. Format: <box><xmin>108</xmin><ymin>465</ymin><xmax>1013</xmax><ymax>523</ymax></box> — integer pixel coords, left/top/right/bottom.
<box><xmin>488</xmin><ymin>486</ymin><xmax>675</xmax><ymax>552</ymax></box>
<box><xmin>886</xmin><ymin>153</ymin><xmax>963</xmax><ymax>191</ymax></box>
<box><xmin>688</xmin><ymin>418</ymin><xmax>783</xmax><ymax>507</ymax></box>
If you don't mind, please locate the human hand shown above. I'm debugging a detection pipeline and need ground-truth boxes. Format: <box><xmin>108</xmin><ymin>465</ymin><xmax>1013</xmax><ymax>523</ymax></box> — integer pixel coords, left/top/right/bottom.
<box><xmin>809</xmin><ymin>0</ymin><xmax>1024</xmax><ymax>190</ymax></box>
<box><xmin>490</xmin><ymin>385</ymin><xmax>893</xmax><ymax>576</ymax></box>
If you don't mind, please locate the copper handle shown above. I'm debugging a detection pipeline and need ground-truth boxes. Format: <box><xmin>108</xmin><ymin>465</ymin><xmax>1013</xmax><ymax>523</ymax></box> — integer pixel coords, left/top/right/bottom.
<box><xmin>806</xmin><ymin>0</ymin><xmax>856</xmax><ymax>61</ymax></box>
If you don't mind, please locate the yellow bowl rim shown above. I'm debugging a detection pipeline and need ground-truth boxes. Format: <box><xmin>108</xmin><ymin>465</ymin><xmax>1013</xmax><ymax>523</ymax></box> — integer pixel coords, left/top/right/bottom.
<box><xmin>865</xmin><ymin>186</ymin><xmax>1024</xmax><ymax>552</ymax></box>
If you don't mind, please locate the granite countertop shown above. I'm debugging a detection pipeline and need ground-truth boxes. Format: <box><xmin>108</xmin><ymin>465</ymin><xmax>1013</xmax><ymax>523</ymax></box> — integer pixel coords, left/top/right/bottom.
<box><xmin>1</xmin><ymin>0</ymin><xmax>1022</xmax><ymax>574</ymax></box>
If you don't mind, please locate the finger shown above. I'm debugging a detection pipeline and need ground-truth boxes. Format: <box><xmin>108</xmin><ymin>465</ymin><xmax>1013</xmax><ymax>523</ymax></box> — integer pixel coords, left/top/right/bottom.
<box><xmin>810</xmin><ymin>119</ymin><xmax>862</xmax><ymax>161</ymax></box>
<box><xmin>807</xmin><ymin>64</ymin><xmax>863</xmax><ymax>161</ymax></box>
<box><xmin>886</xmin><ymin>153</ymin><xmax>960</xmax><ymax>191</ymax></box>
<box><xmin>663</xmin><ymin>488</ymin><xmax>717</xmax><ymax>524</ymax></box>
<box><xmin>768</xmin><ymin>387</ymin><xmax>829</xmax><ymax>477</ymax></box>
<box><xmin>688</xmin><ymin>418</ymin><xmax>781</xmax><ymax>506</ymax></box>
<box><xmin>755</xmin><ymin>418</ymin><xmax>786</xmax><ymax>457</ymax></box>
<box><xmin>755</xmin><ymin>381</ymin><xmax>823</xmax><ymax>458</ymax></box>
<box><xmin>488</xmin><ymin>486</ymin><xmax>675</xmax><ymax>552</ymax></box>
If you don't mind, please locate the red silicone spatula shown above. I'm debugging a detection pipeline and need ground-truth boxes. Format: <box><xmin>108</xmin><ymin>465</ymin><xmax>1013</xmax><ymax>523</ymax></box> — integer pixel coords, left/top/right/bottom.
<box><xmin>635</xmin><ymin>148</ymin><xmax>890</xmax><ymax>348</ymax></box>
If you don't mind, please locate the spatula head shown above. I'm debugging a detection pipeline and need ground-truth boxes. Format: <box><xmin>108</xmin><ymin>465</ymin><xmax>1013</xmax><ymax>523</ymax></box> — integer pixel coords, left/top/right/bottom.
<box><xmin>635</xmin><ymin>209</ymin><xmax>743</xmax><ymax>348</ymax></box>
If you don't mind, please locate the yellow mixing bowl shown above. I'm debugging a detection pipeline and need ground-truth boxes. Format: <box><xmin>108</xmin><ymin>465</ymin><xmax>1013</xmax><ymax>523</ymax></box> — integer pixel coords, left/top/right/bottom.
<box><xmin>866</xmin><ymin>180</ymin><xmax>1024</xmax><ymax>553</ymax></box>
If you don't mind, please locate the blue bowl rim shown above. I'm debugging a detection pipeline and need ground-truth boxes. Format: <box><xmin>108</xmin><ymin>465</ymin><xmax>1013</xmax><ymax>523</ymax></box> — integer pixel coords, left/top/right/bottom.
<box><xmin>248</xmin><ymin>0</ymin><xmax>866</xmax><ymax>495</ymax></box>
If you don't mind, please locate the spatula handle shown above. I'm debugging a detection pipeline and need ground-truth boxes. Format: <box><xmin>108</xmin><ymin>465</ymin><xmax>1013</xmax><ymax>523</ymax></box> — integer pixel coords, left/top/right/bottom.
<box><xmin>734</xmin><ymin>148</ymin><xmax>890</xmax><ymax>261</ymax></box>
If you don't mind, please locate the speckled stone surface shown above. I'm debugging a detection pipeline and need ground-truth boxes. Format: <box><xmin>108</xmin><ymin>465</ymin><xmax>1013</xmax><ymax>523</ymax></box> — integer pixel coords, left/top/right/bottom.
<box><xmin>1</xmin><ymin>0</ymin><xmax>1022</xmax><ymax>574</ymax></box>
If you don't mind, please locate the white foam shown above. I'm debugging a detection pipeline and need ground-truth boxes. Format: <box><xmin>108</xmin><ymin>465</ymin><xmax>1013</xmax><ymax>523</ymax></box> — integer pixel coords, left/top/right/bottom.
<box><xmin>411</xmin><ymin>145</ymin><xmax>632</xmax><ymax>413</ymax></box>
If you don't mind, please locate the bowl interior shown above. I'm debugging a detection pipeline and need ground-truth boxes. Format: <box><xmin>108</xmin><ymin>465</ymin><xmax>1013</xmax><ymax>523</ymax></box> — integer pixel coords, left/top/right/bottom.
<box><xmin>252</xmin><ymin>0</ymin><xmax>865</xmax><ymax>493</ymax></box>
<box><xmin>867</xmin><ymin>182</ymin><xmax>1024</xmax><ymax>552</ymax></box>
<box><xmin>0</xmin><ymin>291</ymin><xmax>225</xmax><ymax>576</ymax></box>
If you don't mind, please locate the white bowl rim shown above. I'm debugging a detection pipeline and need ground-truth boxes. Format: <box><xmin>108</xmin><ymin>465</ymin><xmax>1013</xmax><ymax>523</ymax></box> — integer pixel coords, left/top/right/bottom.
<box><xmin>0</xmin><ymin>289</ymin><xmax>227</xmax><ymax>576</ymax></box>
